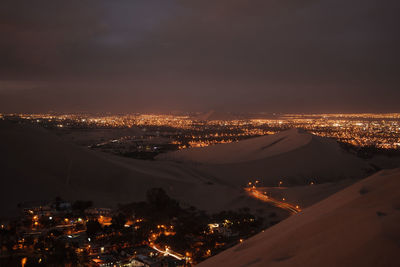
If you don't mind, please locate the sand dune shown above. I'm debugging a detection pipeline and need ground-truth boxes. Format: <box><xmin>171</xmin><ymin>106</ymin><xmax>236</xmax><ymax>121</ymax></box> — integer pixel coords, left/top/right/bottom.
<box><xmin>0</xmin><ymin>121</ymin><xmax>276</xmax><ymax>217</ymax></box>
<box><xmin>158</xmin><ymin>129</ymin><xmax>373</xmax><ymax>186</ymax></box>
<box><xmin>198</xmin><ymin>168</ymin><xmax>400</xmax><ymax>267</ymax></box>
<box><xmin>158</xmin><ymin>129</ymin><xmax>312</xmax><ymax>164</ymax></box>
<box><xmin>0</xmin><ymin>122</ymin><xmax>380</xmax><ymax>227</ymax></box>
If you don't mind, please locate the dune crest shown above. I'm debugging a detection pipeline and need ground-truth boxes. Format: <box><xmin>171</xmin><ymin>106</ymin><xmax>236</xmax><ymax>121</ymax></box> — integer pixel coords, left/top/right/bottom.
<box><xmin>158</xmin><ymin>129</ymin><xmax>312</xmax><ymax>164</ymax></box>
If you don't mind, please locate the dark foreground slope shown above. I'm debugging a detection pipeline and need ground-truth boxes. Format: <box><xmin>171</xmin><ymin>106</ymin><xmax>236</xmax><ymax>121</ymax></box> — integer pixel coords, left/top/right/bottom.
<box><xmin>0</xmin><ymin>121</ymin><xmax>262</xmax><ymax>217</ymax></box>
<box><xmin>198</xmin><ymin>169</ymin><xmax>400</xmax><ymax>267</ymax></box>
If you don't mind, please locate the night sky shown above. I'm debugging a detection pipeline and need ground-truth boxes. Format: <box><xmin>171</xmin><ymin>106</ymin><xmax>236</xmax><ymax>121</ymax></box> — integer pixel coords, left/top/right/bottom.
<box><xmin>1</xmin><ymin>0</ymin><xmax>399</xmax><ymax>113</ymax></box>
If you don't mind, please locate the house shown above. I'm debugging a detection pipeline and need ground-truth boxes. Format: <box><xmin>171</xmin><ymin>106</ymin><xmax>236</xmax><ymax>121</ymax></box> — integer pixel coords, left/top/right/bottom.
<box><xmin>85</xmin><ymin>207</ymin><xmax>112</xmax><ymax>217</ymax></box>
<box><xmin>91</xmin><ymin>254</ymin><xmax>120</xmax><ymax>267</ymax></box>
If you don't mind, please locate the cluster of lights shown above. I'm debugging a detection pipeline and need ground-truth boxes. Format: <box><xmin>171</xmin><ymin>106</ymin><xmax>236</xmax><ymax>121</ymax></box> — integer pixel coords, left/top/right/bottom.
<box><xmin>3</xmin><ymin>112</ymin><xmax>400</xmax><ymax>149</ymax></box>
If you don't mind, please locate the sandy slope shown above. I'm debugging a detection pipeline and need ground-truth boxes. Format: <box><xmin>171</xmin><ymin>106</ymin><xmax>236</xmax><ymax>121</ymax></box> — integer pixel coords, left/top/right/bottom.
<box><xmin>158</xmin><ymin>129</ymin><xmax>373</xmax><ymax>186</ymax></box>
<box><xmin>198</xmin><ymin>169</ymin><xmax>400</xmax><ymax>267</ymax></box>
<box><xmin>253</xmin><ymin>179</ymin><xmax>355</xmax><ymax>209</ymax></box>
<box><xmin>0</xmin><ymin>121</ymin><xmax>276</xmax><ymax>217</ymax></box>
<box><xmin>158</xmin><ymin>129</ymin><xmax>312</xmax><ymax>164</ymax></box>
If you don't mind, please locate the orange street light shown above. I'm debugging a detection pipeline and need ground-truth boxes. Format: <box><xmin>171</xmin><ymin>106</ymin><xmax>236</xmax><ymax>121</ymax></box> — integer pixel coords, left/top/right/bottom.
<box><xmin>21</xmin><ymin>257</ymin><xmax>27</xmax><ymax>267</ymax></box>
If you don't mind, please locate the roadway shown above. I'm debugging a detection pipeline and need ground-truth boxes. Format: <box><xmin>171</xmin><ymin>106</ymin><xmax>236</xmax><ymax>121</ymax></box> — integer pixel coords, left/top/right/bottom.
<box><xmin>244</xmin><ymin>187</ymin><xmax>301</xmax><ymax>214</ymax></box>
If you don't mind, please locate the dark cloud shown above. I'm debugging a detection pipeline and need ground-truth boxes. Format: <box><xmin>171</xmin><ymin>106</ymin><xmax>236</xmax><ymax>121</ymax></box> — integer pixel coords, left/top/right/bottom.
<box><xmin>0</xmin><ymin>0</ymin><xmax>399</xmax><ymax>113</ymax></box>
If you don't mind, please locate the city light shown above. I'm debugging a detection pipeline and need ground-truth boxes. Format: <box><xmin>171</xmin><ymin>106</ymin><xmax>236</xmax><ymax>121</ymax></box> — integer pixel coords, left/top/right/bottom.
<box><xmin>3</xmin><ymin>112</ymin><xmax>400</xmax><ymax>149</ymax></box>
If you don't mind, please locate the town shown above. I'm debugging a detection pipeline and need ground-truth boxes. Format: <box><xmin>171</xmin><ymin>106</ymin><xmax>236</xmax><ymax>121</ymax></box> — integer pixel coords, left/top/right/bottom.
<box><xmin>0</xmin><ymin>188</ymin><xmax>270</xmax><ymax>266</ymax></box>
<box><xmin>2</xmin><ymin>2</ymin><xmax>399</xmax><ymax>266</ymax></box>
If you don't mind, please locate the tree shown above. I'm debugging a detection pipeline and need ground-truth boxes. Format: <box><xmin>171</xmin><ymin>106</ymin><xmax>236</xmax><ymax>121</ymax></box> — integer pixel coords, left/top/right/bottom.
<box><xmin>39</xmin><ymin>216</ymin><xmax>54</xmax><ymax>228</ymax></box>
<box><xmin>111</xmin><ymin>213</ymin><xmax>127</xmax><ymax>230</ymax></box>
<box><xmin>72</xmin><ymin>200</ymin><xmax>93</xmax><ymax>213</ymax></box>
<box><xmin>86</xmin><ymin>220</ymin><xmax>102</xmax><ymax>238</ymax></box>
<box><xmin>54</xmin><ymin>196</ymin><xmax>64</xmax><ymax>211</ymax></box>
<box><xmin>146</xmin><ymin>188</ymin><xmax>171</xmax><ymax>210</ymax></box>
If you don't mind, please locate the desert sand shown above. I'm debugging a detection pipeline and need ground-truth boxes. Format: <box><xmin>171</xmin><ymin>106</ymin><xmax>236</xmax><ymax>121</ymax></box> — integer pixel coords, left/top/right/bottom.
<box><xmin>198</xmin><ymin>169</ymin><xmax>400</xmax><ymax>267</ymax></box>
<box><xmin>158</xmin><ymin>129</ymin><xmax>373</xmax><ymax>186</ymax></box>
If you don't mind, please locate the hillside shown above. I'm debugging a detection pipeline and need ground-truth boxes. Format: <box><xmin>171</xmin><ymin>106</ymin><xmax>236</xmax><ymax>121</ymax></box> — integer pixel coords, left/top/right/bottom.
<box><xmin>198</xmin><ymin>169</ymin><xmax>400</xmax><ymax>267</ymax></box>
<box><xmin>158</xmin><ymin>129</ymin><xmax>312</xmax><ymax>164</ymax></box>
<box><xmin>158</xmin><ymin>129</ymin><xmax>373</xmax><ymax>186</ymax></box>
<box><xmin>0</xmin><ymin>121</ymin><xmax>268</xmax><ymax>217</ymax></box>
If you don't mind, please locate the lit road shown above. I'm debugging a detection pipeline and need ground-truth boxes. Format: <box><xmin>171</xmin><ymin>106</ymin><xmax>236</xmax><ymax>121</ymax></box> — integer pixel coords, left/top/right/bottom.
<box><xmin>151</xmin><ymin>244</ymin><xmax>192</xmax><ymax>263</ymax></box>
<box><xmin>151</xmin><ymin>245</ymin><xmax>183</xmax><ymax>260</ymax></box>
<box><xmin>245</xmin><ymin>187</ymin><xmax>301</xmax><ymax>214</ymax></box>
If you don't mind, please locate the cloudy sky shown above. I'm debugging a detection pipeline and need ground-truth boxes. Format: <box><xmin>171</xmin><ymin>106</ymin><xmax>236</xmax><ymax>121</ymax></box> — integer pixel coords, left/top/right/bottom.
<box><xmin>0</xmin><ymin>0</ymin><xmax>399</xmax><ymax>113</ymax></box>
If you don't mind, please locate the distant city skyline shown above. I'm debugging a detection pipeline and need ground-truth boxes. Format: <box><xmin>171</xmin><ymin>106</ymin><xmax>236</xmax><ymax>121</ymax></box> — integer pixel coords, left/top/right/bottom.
<box><xmin>1</xmin><ymin>0</ymin><xmax>399</xmax><ymax>113</ymax></box>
